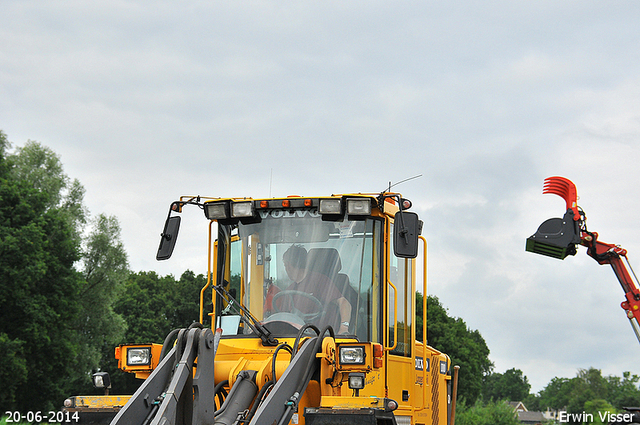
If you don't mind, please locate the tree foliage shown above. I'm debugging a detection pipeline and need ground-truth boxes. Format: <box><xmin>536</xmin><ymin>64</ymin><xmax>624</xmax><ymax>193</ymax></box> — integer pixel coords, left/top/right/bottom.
<box><xmin>483</xmin><ymin>368</ymin><xmax>531</xmax><ymax>402</ymax></box>
<box><xmin>72</xmin><ymin>214</ymin><xmax>129</xmax><ymax>386</ymax></box>
<box><xmin>455</xmin><ymin>399</ymin><xmax>519</xmax><ymax>425</ymax></box>
<box><xmin>422</xmin><ymin>294</ymin><xmax>493</xmax><ymax>404</ymax></box>
<box><xmin>99</xmin><ymin>270</ymin><xmax>208</xmax><ymax>393</ymax></box>
<box><xmin>0</xmin><ymin>135</ymin><xmax>128</xmax><ymax>411</ymax></box>
<box><xmin>527</xmin><ymin>367</ymin><xmax>640</xmax><ymax>422</ymax></box>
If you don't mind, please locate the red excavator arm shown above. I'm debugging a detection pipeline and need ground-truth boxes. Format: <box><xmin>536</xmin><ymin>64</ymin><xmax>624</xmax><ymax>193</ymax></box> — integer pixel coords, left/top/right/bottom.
<box><xmin>527</xmin><ymin>176</ymin><xmax>640</xmax><ymax>343</ymax></box>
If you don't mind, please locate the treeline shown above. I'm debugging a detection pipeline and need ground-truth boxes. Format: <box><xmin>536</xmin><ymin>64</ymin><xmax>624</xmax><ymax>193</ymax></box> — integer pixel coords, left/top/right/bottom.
<box><xmin>526</xmin><ymin>368</ymin><xmax>640</xmax><ymax>420</ymax></box>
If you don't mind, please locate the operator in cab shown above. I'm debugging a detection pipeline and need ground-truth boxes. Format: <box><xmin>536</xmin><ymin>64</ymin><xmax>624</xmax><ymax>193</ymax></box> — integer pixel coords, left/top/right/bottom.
<box><xmin>268</xmin><ymin>245</ymin><xmax>352</xmax><ymax>334</ymax></box>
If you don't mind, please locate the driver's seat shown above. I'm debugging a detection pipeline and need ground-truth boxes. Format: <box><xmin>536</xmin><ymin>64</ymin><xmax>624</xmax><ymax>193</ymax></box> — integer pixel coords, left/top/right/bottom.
<box><xmin>306</xmin><ymin>248</ymin><xmax>359</xmax><ymax>332</ymax></box>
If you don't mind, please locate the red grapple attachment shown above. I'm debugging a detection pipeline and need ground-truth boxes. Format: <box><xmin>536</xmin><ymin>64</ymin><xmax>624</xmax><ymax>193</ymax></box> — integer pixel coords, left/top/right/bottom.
<box><xmin>526</xmin><ymin>176</ymin><xmax>582</xmax><ymax>260</ymax></box>
<box><xmin>543</xmin><ymin>176</ymin><xmax>580</xmax><ymax>221</ymax></box>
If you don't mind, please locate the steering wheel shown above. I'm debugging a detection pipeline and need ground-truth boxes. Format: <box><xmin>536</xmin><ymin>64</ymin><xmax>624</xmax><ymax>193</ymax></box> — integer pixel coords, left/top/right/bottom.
<box><xmin>271</xmin><ymin>290</ymin><xmax>323</xmax><ymax>322</ymax></box>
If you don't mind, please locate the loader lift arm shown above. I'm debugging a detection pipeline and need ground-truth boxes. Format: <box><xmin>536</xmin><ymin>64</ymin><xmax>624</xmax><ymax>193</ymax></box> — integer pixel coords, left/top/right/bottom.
<box><xmin>526</xmin><ymin>176</ymin><xmax>640</xmax><ymax>345</ymax></box>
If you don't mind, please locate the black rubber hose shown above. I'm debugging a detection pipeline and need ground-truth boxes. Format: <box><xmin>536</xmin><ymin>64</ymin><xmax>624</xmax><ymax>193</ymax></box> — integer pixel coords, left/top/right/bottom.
<box><xmin>293</xmin><ymin>324</ymin><xmax>320</xmax><ymax>355</ymax></box>
<box><xmin>159</xmin><ymin>328</ymin><xmax>181</xmax><ymax>361</ymax></box>
<box><xmin>245</xmin><ymin>343</ymin><xmax>294</xmax><ymax>424</ymax></box>
<box><xmin>213</xmin><ymin>380</ymin><xmax>229</xmax><ymax>409</ymax></box>
<box><xmin>245</xmin><ymin>380</ymin><xmax>274</xmax><ymax>423</ymax></box>
<box><xmin>276</xmin><ymin>326</ymin><xmax>334</xmax><ymax>425</ymax></box>
<box><xmin>271</xmin><ymin>343</ymin><xmax>293</xmax><ymax>382</ymax></box>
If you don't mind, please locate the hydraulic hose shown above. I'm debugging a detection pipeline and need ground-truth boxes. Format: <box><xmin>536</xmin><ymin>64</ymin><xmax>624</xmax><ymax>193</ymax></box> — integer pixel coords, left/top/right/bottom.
<box><xmin>244</xmin><ymin>343</ymin><xmax>293</xmax><ymax>424</ymax></box>
<box><xmin>276</xmin><ymin>326</ymin><xmax>334</xmax><ymax>425</ymax></box>
<box><xmin>271</xmin><ymin>343</ymin><xmax>293</xmax><ymax>381</ymax></box>
<box><xmin>214</xmin><ymin>379</ymin><xmax>229</xmax><ymax>408</ymax></box>
<box><xmin>292</xmin><ymin>324</ymin><xmax>321</xmax><ymax>355</ymax></box>
<box><xmin>245</xmin><ymin>380</ymin><xmax>274</xmax><ymax>423</ymax></box>
<box><xmin>158</xmin><ymin>328</ymin><xmax>181</xmax><ymax>361</ymax></box>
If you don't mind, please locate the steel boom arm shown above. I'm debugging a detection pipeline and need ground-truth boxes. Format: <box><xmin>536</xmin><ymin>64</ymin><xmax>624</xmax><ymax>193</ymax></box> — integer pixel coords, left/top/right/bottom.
<box><xmin>582</xmin><ymin>233</ymin><xmax>640</xmax><ymax>342</ymax></box>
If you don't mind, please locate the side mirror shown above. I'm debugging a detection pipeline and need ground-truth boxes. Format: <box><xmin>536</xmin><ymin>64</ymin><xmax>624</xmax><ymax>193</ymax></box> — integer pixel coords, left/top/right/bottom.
<box><xmin>156</xmin><ymin>216</ymin><xmax>181</xmax><ymax>260</ymax></box>
<box><xmin>394</xmin><ymin>211</ymin><xmax>421</xmax><ymax>258</ymax></box>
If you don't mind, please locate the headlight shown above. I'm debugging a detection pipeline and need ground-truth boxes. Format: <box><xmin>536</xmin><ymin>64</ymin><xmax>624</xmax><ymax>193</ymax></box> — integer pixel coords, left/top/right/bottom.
<box><xmin>231</xmin><ymin>201</ymin><xmax>255</xmax><ymax>218</ymax></box>
<box><xmin>346</xmin><ymin>198</ymin><xmax>371</xmax><ymax>215</ymax></box>
<box><xmin>348</xmin><ymin>372</ymin><xmax>366</xmax><ymax>390</ymax></box>
<box><xmin>204</xmin><ymin>202</ymin><xmax>229</xmax><ymax>220</ymax></box>
<box><xmin>92</xmin><ymin>372</ymin><xmax>111</xmax><ymax>389</ymax></box>
<box><xmin>339</xmin><ymin>345</ymin><xmax>365</xmax><ymax>365</ymax></box>
<box><xmin>319</xmin><ymin>199</ymin><xmax>342</xmax><ymax>215</ymax></box>
<box><xmin>127</xmin><ymin>347</ymin><xmax>152</xmax><ymax>366</ymax></box>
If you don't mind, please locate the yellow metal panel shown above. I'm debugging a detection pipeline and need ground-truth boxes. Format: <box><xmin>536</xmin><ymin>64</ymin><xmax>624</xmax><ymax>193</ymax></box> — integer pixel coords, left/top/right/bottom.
<box><xmin>320</xmin><ymin>395</ymin><xmax>387</xmax><ymax>409</ymax></box>
<box><xmin>74</xmin><ymin>395</ymin><xmax>131</xmax><ymax>409</ymax></box>
<box><xmin>248</xmin><ymin>235</ymin><xmax>264</xmax><ymax>317</ymax></box>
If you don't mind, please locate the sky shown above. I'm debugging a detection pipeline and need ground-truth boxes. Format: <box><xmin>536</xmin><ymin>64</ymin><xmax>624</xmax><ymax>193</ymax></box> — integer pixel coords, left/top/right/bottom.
<box><xmin>2</xmin><ymin>1</ymin><xmax>640</xmax><ymax>394</ymax></box>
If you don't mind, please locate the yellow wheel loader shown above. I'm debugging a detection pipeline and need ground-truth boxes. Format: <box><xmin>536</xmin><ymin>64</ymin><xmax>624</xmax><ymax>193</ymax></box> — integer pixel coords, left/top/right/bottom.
<box><xmin>65</xmin><ymin>192</ymin><xmax>458</xmax><ymax>425</ymax></box>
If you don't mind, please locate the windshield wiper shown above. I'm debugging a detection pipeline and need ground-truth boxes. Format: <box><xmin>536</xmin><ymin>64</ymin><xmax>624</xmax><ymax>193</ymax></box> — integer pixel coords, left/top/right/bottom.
<box><xmin>214</xmin><ymin>283</ymin><xmax>279</xmax><ymax>346</ymax></box>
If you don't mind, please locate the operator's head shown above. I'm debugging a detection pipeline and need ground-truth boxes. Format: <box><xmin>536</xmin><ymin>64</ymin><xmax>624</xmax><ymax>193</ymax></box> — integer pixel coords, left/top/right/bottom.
<box><xmin>283</xmin><ymin>244</ymin><xmax>307</xmax><ymax>282</ymax></box>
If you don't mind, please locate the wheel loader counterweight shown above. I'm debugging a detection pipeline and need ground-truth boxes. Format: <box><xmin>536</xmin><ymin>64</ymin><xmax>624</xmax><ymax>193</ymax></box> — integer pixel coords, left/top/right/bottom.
<box><xmin>64</xmin><ymin>193</ymin><xmax>457</xmax><ymax>425</ymax></box>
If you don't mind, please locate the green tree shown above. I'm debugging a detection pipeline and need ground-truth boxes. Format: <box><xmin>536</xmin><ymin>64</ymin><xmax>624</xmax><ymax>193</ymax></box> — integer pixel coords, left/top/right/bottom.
<box><xmin>483</xmin><ymin>368</ymin><xmax>531</xmax><ymax>402</ymax></box>
<box><xmin>606</xmin><ymin>371</ymin><xmax>640</xmax><ymax>409</ymax></box>
<box><xmin>455</xmin><ymin>399</ymin><xmax>519</xmax><ymax>425</ymax></box>
<box><xmin>538</xmin><ymin>376</ymin><xmax>573</xmax><ymax>411</ymax></box>
<box><xmin>0</xmin><ymin>135</ymin><xmax>130</xmax><ymax>410</ymax></box>
<box><xmin>584</xmin><ymin>399</ymin><xmax>616</xmax><ymax>425</ymax></box>
<box><xmin>71</xmin><ymin>214</ymin><xmax>128</xmax><ymax>391</ymax></box>
<box><xmin>536</xmin><ymin>368</ymin><xmax>640</xmax><ymax>420</ymax></box>
<box><xmin>0</xmin><ymin>137</ymin><xmax>85</xmax><ymax>411</ymax></box>
<box><xmin>425</xmin><ymin>295</ymin><xmax>493</xmax><ymax>404</ymax></box>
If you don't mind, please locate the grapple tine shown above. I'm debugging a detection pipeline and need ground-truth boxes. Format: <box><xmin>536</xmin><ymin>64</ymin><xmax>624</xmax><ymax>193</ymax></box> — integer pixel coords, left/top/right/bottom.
<box><xmin>542</xmin><ymin>176</ymin><xmax>580</xmax><ymax>221</ymax></box>
<box><xmin>526</xmin><ymin>176</ymin><xmax>583</xmax><ymax>259</ymax></box>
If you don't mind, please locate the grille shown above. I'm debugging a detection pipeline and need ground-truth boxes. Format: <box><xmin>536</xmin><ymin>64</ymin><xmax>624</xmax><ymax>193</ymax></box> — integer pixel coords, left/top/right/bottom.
<box><xmin>430</xmin><ymin>360</ymin><xmax>440</xmax><ymax>425</ymax></box>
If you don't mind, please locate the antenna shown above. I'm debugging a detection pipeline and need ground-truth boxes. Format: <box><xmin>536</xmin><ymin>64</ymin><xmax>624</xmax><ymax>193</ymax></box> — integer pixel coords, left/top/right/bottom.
<box><xmin>269</xmin><ymin>168</ymin><xmax>273</xmax><ymax>198</ymax></box>
<box><xmin>386</xmin><ymin>174</ymin><xmax>423</xmax><ymax>192</ymax></box>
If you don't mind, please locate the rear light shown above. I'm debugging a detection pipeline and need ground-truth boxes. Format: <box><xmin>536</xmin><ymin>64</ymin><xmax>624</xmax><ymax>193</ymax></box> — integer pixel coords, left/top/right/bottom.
<box><xmin>373</xmin><ymin>343</ymin><xmax>383</xmax><ymax>368</ymax></box>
